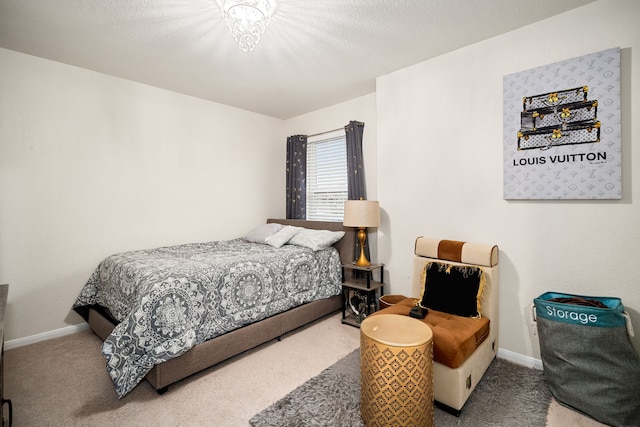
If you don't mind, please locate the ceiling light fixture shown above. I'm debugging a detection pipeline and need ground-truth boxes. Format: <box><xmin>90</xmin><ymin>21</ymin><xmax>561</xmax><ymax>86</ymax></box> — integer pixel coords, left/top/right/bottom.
<box><xmin>220</xmin><ymin>0</ymin><xmax>274</xmax><ymax>52</ymax></box>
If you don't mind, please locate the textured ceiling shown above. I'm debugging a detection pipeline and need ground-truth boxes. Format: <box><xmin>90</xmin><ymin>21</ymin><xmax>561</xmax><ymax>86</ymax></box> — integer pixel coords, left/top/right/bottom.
<box><xmin>0</xmin><ymin>0</ymin><xmax>596</xmax><ymax>119</ymax></box>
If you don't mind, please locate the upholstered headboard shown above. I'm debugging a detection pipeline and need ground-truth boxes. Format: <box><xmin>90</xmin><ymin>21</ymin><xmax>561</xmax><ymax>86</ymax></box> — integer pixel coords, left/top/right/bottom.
<box><xmin>411</xmin><ymin>237</ymin><xmax>499</xmax><ymax>322</ymax></box>
<box><xmin>266</xmin><ymin>219</ymin><xmax>355</xmax><ymax>265</ymax></box>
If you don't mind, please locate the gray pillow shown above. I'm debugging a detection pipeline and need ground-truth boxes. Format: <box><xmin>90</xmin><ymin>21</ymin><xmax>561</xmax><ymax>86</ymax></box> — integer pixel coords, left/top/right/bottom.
<box><xmin>244</xmin><ymin>223</ymin><xmax>283</xmax><ymax>244</ymax></box>
<box><xmin>266</xmin><ymin>226</ymin><xmax>301</xmax><ymax>248</ymax></box>
<box><xmin>288</xmin><ymin>229</ymin><xmax>345</xmax><ymax>251</ymax></box>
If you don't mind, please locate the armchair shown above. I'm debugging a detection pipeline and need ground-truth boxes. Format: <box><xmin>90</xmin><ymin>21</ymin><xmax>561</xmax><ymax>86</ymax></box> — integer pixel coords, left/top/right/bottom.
<box><xmin>372</xmin><ymin>237</ymin><xmax>499</xmax><ymax>415</ymax></box>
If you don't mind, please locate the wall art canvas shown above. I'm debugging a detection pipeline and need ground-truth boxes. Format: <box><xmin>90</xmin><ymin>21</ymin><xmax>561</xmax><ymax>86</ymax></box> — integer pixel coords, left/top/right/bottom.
<box><xmin>503</xmin><ymin>48</ymin><xmax>621</xmax><ymax>199</ymax></box>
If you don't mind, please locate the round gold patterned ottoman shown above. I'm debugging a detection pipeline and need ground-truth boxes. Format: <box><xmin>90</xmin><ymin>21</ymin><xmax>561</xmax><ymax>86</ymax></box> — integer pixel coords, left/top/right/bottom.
<box><xmin>360</xmin><ymin>314</ymin><xmax>434</xmax><ymax>427</ymax></box>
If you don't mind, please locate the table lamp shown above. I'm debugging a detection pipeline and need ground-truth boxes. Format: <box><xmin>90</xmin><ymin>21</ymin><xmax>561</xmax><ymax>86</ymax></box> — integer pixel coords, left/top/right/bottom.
<box><xmin>343</xmin><ymin>200</ymin><xmax>380</xmax><ymax>266</ymax></box>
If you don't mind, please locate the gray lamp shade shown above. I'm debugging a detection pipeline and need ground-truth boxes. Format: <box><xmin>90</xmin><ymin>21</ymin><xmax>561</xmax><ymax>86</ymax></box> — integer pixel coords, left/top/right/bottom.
<box><xmin>343</xmin><ymin>200</ymin><xmax>380</xmax><ymax>228</ymax></box>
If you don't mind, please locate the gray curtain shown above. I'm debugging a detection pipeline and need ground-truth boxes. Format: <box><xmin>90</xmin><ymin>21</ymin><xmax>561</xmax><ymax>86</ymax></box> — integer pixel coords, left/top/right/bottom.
<box><xmin>286</xmin><ymin>135</ymin><xmax>307</xmax><ymax>219</ymax></box>
<box><xmin>345</xmin><ymin>121</ymin><xmax>366</xmax><ymax>200</ymax></box>
<box><xmin>344</xmin><ymin>121</ymin><xmax>370</xmax><ymax>262</ymax></box>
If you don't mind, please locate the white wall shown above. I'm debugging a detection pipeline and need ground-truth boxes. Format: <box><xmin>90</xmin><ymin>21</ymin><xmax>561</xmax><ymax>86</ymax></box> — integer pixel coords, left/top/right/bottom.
<box><xmin>3</xmin><ymin>0</ymin><xmax>638</xmax><ymax>364</ymax></box>
<box><xmin>283</xmin><ymin>93</ymin><xmax>379</xmax><ymax>260</ymax></box>
<box><xmin>0</xmin><ymin>48</ymin><xmax>283</xmax><ymax>341</ymax></box>
<box><xmin>377</xmin><ymin>0</ymin><xmax>640</xmax><ymax>357</ymax></box>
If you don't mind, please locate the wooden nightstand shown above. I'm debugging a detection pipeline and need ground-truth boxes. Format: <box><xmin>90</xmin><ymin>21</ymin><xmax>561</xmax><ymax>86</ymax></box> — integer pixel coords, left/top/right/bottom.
<box><xmin>341</xmin><ymin>263</ymin><xmax>384</xmax><ymax>327</ymax></box>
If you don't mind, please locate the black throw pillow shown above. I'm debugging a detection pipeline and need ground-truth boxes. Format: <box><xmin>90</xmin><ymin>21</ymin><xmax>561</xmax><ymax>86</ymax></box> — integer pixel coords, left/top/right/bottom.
<box><xmin>420</xmin><ymin>262</ymin><xmax>484</xmax><ymax>317</ymax></box>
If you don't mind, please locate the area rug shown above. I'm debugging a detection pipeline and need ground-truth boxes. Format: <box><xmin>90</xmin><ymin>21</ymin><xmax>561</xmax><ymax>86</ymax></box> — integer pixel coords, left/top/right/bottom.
<box><xmin>250</xmin><ymin>349</ymin><xmax>552</xmax><ymax>426</ymax></box>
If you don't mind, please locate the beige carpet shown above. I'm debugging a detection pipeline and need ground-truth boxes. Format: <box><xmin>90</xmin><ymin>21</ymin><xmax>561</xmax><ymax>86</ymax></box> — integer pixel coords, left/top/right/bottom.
<box><xmin>546</xmin><ymin>399</ymin><xmax>608</xmax><ymax>427</ymax></box>
<box><xmin>4</xmin><ymin>313</ymin><xmax>604</xmax><ymax>426</ymax></box>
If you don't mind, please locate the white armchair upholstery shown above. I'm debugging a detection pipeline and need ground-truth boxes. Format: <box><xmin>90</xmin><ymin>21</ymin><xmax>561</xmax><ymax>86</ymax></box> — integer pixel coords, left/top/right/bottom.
<box><xmin>413</xmin><ymin>237</ymin><xmax>499</xmax><ymax>414</ymax></box>
<box><xmin>373</xmin><ymin>237</ymin><xmax>499</xmax><ymax>415</ymax></box>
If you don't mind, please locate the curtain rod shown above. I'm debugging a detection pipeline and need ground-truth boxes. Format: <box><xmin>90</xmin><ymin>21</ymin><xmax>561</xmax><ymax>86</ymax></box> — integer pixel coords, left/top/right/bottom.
<box><xmin>306</xmin><ymin>121</ymin><xmax>364</xmax><ymax>138</ymax></box>
<box><xmin>307</xmin><ymin>127</ymin><xmax>344</xmax><ymax>138</ymax></box>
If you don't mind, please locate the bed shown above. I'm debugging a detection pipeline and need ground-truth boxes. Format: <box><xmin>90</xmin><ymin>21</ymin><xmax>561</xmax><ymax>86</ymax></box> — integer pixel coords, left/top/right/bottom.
<box><xmin>73</xmin><ymin>219</ymin><xmax>354</xmax><ymax>398</ymax></box>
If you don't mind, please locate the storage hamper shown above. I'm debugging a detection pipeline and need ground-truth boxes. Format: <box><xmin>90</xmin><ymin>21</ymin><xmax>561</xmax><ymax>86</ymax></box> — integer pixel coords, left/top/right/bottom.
<box><xmin>534</xmin><ymin>292</ymin><xmax>640</xmax><ymax>427</ymax></box>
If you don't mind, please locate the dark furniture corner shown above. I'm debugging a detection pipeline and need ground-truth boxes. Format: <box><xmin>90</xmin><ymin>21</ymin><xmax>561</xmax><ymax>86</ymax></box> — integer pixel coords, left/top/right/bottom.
<box><xmin>0</xmin><ymin>284</ymin><xmax>11</xmax><ymax>427</ymax></box>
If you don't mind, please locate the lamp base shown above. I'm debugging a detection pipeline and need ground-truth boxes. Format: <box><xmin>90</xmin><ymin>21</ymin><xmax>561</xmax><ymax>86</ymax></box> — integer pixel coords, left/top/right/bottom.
<box><xmin>354</xmin><ymin>227</ymin><xmax>371</xmax><ymax>267</ymax></box>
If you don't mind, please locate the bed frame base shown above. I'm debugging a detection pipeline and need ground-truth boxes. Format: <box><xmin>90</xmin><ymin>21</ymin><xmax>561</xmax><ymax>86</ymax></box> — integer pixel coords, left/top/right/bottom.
<box><xmin>87</xmin><ymin>295</ymin><xmax>341</xmax><ymax>393</ymax></box>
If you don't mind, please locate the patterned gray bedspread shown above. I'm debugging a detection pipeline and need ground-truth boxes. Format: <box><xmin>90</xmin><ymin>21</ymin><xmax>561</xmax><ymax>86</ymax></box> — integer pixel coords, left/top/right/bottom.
<box><xmin>73</xmin><ymin>238</ymin><xmax>342</xmax><ymax>398</ymax></box>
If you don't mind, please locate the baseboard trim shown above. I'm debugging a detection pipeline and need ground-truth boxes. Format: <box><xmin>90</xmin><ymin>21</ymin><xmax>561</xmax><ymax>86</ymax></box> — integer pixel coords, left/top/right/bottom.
<box><xmin>4</xmin><ymin>323</ymin><xmax>89</xmax><ymax>351</ymax></box>
<box><xmin>497</xmin><ymin>347</ymin><xmax>543</xmax><ymax>370</ymax></box>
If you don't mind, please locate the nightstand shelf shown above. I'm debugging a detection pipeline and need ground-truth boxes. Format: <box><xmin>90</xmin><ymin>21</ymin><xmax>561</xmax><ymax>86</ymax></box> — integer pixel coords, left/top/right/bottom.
<box><xmin>341</xmin><ymin>263</ymin><xmax>384</xmax><ymax>327</ymax></box>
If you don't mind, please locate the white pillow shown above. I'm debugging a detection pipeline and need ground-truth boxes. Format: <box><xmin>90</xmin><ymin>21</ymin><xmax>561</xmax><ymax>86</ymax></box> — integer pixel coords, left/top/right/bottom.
<box><xmin>265</xmin><ymin>226</ymin><xmax>302</xmax><ymax>248</ymax></box>
<box><xmin>244</xmin><ymin>223</ymin><xmax>283</xmax><ymax>244</ymax></box>
<box><xmin>288</xmin><ymin>229</ymin><xmax>345</xmax><ymax>251</ymax></box>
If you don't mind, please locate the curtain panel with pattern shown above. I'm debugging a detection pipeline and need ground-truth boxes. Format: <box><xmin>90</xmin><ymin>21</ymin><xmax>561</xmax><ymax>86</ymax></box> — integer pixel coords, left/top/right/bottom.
<box><xmin>286</xmin><ymin>135</ymin><xmax>307</xmax><ymax>220</ymax></box>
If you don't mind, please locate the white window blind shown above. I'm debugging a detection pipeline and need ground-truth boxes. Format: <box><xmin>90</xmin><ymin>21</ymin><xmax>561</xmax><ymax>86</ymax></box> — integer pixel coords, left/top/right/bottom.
<box><xmin>306</xmin><ymin>131</ymin><xmax>348</xmax><ymax>221</ymax></box>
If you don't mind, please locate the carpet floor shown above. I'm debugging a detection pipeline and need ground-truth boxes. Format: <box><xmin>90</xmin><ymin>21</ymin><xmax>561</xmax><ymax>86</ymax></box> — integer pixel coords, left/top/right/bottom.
<box><xmin>250</xmin><ymin>350</ymin><xmax>553</xmax><ymax>426</ymax></box>
<box><xmin>4</xmin><ymin>312</ymin><xmax>606</xmax><ymax>426</ymax></box>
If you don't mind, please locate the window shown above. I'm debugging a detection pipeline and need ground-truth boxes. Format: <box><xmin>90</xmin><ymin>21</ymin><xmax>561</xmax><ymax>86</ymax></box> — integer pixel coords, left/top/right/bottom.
<box><xmin>306</xmin><ymin>131</ymin><xmax>348</xmax><ymax>221</ymax></box>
